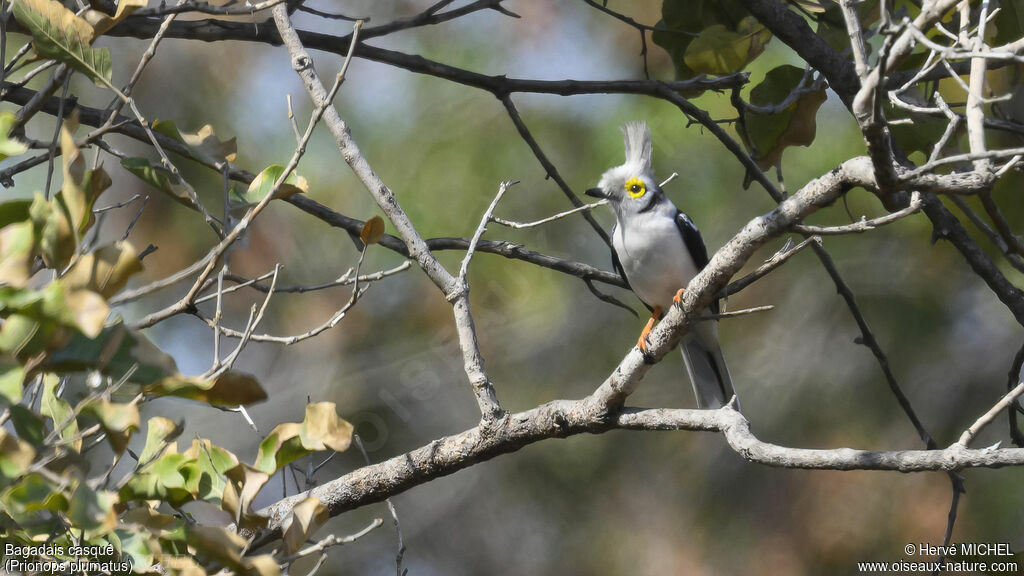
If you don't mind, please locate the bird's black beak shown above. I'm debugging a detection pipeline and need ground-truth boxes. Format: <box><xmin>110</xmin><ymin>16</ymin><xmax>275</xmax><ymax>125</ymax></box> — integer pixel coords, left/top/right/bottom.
<box><xmin>585</xmin><ymin>187</ymin><xmax>608</xmax><ymax>199</ymax></box>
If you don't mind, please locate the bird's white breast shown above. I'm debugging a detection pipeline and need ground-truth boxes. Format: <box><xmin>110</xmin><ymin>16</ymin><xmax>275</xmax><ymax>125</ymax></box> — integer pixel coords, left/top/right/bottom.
<box><xmin>613</xmin><ymin>210</ymin><xmax>700</xmax><ymax>312</ymax></box>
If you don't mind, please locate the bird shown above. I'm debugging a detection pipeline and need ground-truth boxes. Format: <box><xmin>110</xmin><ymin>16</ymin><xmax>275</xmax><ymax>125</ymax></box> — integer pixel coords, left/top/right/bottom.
<box><xmin>585</xmin><ymin>121</ymin><xmax>737</xmax><ymax>410</ymax></box>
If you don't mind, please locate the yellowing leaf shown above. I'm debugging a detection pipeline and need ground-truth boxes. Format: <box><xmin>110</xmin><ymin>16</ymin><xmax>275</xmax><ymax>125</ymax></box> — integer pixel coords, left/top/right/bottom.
<box><xmin>63</xmin><ymin>288</ymin><xmax>108</xmax><ymax>338</ymax></box>
<box><xmin>60</xmin><ymin>110</ymin><xmax>84</xmax><ymax>188</ymax></box>
<box><xmin>281</xmin><ymin>497</ymin><xmax>329</xmax><ymax>555</ymax></box>
<box><xmin>789</xmin><ymin>0</ymin><xmax>826</xmax><ymax>13</ymax></box>
<box><xmin>152</xmin><ymin>120</ymin><xmax>237</xmax><ymax>165</ymax></box>
<box><xmin>12</xmin><ymin>0</ymin><xmax>113</xmax><ymax>86</ymax></box>
<box><xmin>63</xmin><ymin>242</ymin><xmax>143</xmax><ymax>299</ymax></box>
<box><xmin>255</xmin><ymin>402</ymin><xmax>352</xmax><ymax>474</ymax></box>
<box><xmin>30</xmin><ymin>191</ymin><xmax>74</xmax><ymax>269</ymax></box>
<box><xmin>0</xmin><ymin>112</ymin><xmax>28</xmax><ymax>160</ymax></box>
<box><xmin>360</xmin><ymin>215</ymin><xmax>385</xmax><ymax>246</ymax></box>
<box><xmin>244</xmin><ymin>555</ymin><xmax>282</xmax><ymax>576</ymax></box>
<box><xmin>83</xmin><ymin>398</ymin><xmax>139</xmax><ymax>453</ymax></box>
<box><xmin>300</xmin><ymin>402</ymin><xmax>353</xmax><ymax>453</ymax></box>
<box><xmin>220</xmin><ymin>463</ymin><xmax>269</xmax><ymax>532</ymax></box>
<box><xmin>138</xmin><ymin>416</ymin><xmax>183</xmax><ymax>465</ymax></box>
<box><xmin>148</xmin><ymin>371</ymin><xmax>266</xmax><ymax>407</ymax></box>
<box><xmin>185</xmin><ymin>525</ymin><xmax>247</xmax><ymax>570</ymax></box>
<box><xmin>58</xmin><ymin>112</ymin><xmax>111</xmax><ymax>236</ymax></box>
<box><xmin>160</xmin><ymin>555</ymin><xmax>207</xmax><ymax>576</ymax></box>
<box><xmin>0</xmin><ymin>221</ymin><xmax>37</xmax><ymax>287</ymax></box>
<box><xmin>181</xmin><ymin>124</ymin><xmax>237</xmax><ymax>165</ymax></box>
<box><xmin>82</xmin><ymin>0</ymin><xmax>146</xmax><ymax>38</ymax></box>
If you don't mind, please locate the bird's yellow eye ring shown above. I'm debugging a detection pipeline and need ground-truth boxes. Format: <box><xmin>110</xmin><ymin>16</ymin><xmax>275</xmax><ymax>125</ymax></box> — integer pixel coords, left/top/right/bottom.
<box><xmin>625</xmin><ymin>177</ymin><xmax>646</xmax><ymax>198</ymax></box>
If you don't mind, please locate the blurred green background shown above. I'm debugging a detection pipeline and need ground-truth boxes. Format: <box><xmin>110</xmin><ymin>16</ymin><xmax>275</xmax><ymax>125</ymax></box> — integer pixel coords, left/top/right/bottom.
<box><xmin>6</xmin><ymin>0</ymin><xmax>1024</xmax><ymax>573</ymax></box>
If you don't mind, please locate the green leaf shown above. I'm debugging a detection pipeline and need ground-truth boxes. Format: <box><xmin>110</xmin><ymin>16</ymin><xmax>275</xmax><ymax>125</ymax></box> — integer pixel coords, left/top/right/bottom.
<box><xmin>120</xmin><ymin>157</ymin><xmax>196</xmax><ymax>210</ymax></box>
<box><xmin>12</xmin><ymin>0</ymin><xmax>113</xmax><ymax>86</ymax></box>
<box><xmin>2</xmin><ymin>474</ymin><xmax>68</xmax><ymax>520</ymax></box>
<box><xmin>0</xmin><ymin>112</ymin><xmax>28</xmax><ymax>160</ymax></box>
<box><xmin>0</xmin><ymin>362</ymin><xmax>24</xmax><ymax>405</ymax></box>
<box><xmin>684</xmin><ymin>17</ymin><xmax>771</xmax><ymax>75</ymax></box>
<box><xmin>183</xmin><ymin>438</ymin><xmax>238</xmax><ymax>504</ymax></box>
<box><xmin>0</xmin><ymin>200</ymin><xmax>33</xmax><ymax>229</ymax></box>
<box><xmin>992</xmin><ymin>0</ymin><xmax>1023</xmax><ymax>46</ymax></box>
<box><xmin>184</xmin><ymin>434</ymin><xmax>237</xmax><ymax>502</ymax></box>
<box><xmin>237</xmin><ymin>164</ymin><xmax>308</xmax><ymax>209</ymax></box>
<box><xmin>0</xmin><ymin>313</ymin><xmax>64</xmax><ymax>360</ymax></box>
<box><xmin>119</xmin><ymin>452</ymin><xmax>201</xmax><ymax>506</ymax></box>
<box><xmin>45</xmin><ymin>320</ymin><xmax>179</xmax><ymax>385</ymax></box>
<box><xmin>67</xmin><ymin>483</ymin><xmax>118</xmax><ymax>538</ymax></box>
<box><xmin>148</xmin><ymin>371</ymin><xmax>267</xmax><ymax>407</ymax></box>
<box><xmin>40</xmin><ymin>374</ymin><xmax>80</xmax><ymax>452</ymax></box>
<box><xmin>0</xmin><ymin>428</ymin><xmax>35</xmax><ymax>485</ymax></box>
<box><xmin>744</xmin><ymin>64</ymin><xmax>828</xmax><ymax>169</ymax></box>
<box><xmin>9</xmin><ymin>405</ymin><xmax>44</xmax><ymax>448</ymax></box>
<box><xmin>112</xmin><ymin>528</ymin><xmax>158</xmax><ymax>573</ymax></box>
<box><xmin>254</xmin><ymin>424</ymin><xmax>304</xmax><ymax>475</ymax></box>
<box><xmin>652</xmin><ymin>0</ymin><xmax>767</xmax><ymax>80</ymax></box>
<box><xmin>152</xmin><ymin>119</ymin><xmax>184</xmax><ymax>142</ymax></box>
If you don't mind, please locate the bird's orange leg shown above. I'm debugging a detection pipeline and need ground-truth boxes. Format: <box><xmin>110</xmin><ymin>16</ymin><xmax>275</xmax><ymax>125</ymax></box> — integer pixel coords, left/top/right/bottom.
<box><xmin>637</xmin><ymin>306</ymin><xmax>662</xmax><ymax>352</ymax></box>
<box><xmin>673</xmin><ymin>288</ymin><xmax>685</xmax><ymax>305</ymax></box>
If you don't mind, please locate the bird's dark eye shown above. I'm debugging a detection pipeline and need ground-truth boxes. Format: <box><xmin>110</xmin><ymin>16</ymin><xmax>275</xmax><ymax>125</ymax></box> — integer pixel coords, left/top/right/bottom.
<box><xmin>630</xmin><ymin>184</ymin><xmax>641</xmax><ymax>193</ymax></box>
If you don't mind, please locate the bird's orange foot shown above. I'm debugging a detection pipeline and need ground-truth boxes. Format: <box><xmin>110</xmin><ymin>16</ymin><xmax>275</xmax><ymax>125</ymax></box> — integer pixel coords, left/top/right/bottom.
<box><xmin>673</xmin><ymin>288</ymin><xmax>685</xmax><ymax>305</ymax></box>
<box><xmin>636</xmin><ymin>306</ymin><xmax>661</xmax><ymax>360</ymax></box>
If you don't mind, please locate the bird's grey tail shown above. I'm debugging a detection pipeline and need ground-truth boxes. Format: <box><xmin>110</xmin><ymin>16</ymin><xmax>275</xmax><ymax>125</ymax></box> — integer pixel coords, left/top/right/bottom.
<box><xmin>679</xmin><ymin>332</ymin><xmax>737</xmax><ymax>410</ymax></box>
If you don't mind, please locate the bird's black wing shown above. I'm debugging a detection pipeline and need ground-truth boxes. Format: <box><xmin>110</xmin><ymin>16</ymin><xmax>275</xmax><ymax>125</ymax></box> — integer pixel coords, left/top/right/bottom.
<box><xmin>675</xmin><ymin>211</ymin><xmax>719</xmax><ymax>314</ymax></box>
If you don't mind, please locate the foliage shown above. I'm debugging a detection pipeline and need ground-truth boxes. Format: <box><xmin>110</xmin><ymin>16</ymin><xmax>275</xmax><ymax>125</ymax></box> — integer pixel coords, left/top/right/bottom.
<box><xmin>0</xmin><ymin>8</ymin><xmax>351</xmax><ymax>570</ymax></box>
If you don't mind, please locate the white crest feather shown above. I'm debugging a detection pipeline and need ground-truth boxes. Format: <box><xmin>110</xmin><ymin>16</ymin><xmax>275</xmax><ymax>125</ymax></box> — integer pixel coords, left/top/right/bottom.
<box><xmin>621</xmin><ymin>121</ymin><xmax>652</xmax><ymax>172</ymax></box>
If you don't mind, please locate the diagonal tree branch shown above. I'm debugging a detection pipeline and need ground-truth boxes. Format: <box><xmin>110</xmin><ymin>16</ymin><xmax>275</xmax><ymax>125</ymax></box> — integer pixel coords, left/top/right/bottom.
<box><xmin>270</xmin><ymin>3</ymin><xmax>503</xmax><ymax>423</ymax></box>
